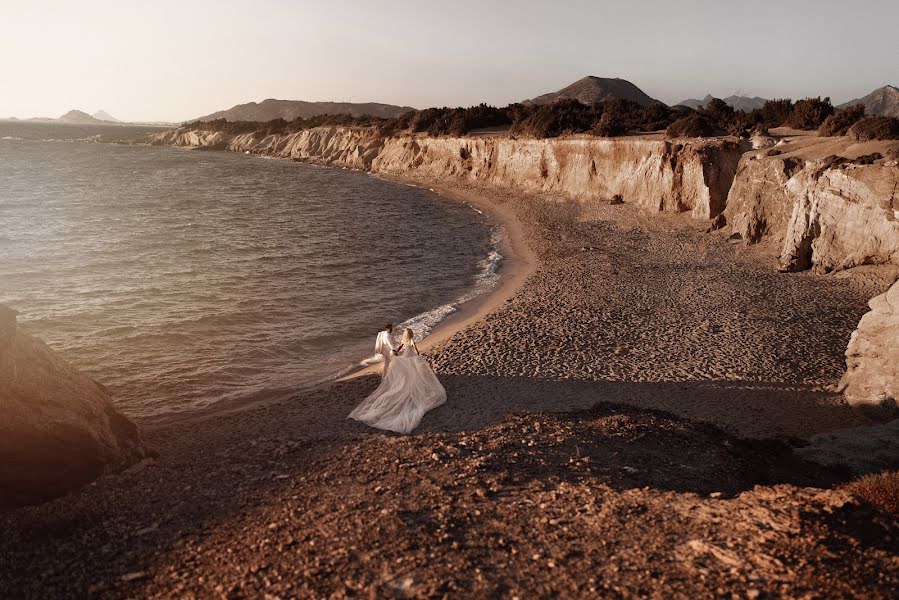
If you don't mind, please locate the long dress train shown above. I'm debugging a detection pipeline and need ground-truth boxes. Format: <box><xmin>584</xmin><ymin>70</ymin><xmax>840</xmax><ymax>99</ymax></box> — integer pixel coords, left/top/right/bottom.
<box><xmin>348</xmin><ymin>342</ymin><xmax>446</xmax><ymax>433</ymax></box>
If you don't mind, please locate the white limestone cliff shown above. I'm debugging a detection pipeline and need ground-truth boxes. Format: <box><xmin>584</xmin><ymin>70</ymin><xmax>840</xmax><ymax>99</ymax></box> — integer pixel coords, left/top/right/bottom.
<box><xmin>150</xmin><ymin>128</ymin><xmax>745</xmax><ymax>219</ymax></box>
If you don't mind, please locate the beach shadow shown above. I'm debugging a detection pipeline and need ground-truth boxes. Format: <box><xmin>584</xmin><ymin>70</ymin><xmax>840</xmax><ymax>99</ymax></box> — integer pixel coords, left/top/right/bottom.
<box><xmin>0</xmin><ymin>373</ymin><xmax>872</xmax><ymax>597</ymax></box>
<box><xmin>333</xmin><ymin>374</ymin><xmax>862</xmax><ymax>496</ymax></box>
<box><xmin>416</xmin><ymin>374</ymin><xmax>873</xmax><ymax>441</ymax></box>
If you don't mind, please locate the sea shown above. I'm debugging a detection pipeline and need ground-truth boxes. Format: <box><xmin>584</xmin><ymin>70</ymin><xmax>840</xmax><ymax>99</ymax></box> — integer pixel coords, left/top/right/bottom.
<box><xmin>0</xmin><ymin>122</ymin><xmax>500</xmax><ymax>418</ymax></box>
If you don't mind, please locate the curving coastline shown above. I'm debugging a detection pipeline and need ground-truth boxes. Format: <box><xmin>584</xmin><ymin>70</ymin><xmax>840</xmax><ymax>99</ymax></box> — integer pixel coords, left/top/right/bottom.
<box><xmin>151</xmin><ymin>125</ymin><xmax>899</xmax><ymax>276</ymax></box>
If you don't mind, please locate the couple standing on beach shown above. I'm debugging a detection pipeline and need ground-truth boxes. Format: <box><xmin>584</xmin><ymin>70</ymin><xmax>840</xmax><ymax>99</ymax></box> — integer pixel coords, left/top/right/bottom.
<box><xmin>348</xmin><ymin>324</ymin><xmax>446</xmax><ymax>434</ymax></box>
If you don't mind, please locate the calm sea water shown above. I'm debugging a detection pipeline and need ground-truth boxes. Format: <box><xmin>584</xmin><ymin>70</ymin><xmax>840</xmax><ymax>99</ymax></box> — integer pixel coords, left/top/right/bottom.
<box><xmin>0</xmin><ymin>123</ymin><xmax>498</xmax><ymax>417</ymax></box>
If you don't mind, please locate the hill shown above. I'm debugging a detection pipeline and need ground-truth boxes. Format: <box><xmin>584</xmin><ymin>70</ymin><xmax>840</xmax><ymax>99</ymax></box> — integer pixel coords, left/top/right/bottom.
<box><xmin>57</xmin><ymin>109</ymin><xmax>106</xmax><ymax>124</ymax></box>
<box><xmin>677</xmin><ymin>94</ymin><xmax>767</xmax><ymax>112</ymax></box>
<box><xmin>92</xmin><ymin>109</ymin><xmax>120</xmax><ymax>122</ymax></box>
<box><xmin>194</xmin><ymin>99</ymin><xmax>415</xmax><ymax>122</ymax></box>
<box><xmin>524</xmin><ymin>76</ymin><xmax>659</xmax><ymax>107</ymax></box>
<box><xmin>839</xmin><ymin>85</ymin><xmax>899</xmax><ymax>118</ymax></box>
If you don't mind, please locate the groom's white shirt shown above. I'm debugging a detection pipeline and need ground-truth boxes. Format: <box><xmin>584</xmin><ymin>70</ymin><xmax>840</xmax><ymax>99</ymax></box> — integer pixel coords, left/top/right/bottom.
<box><xmin>375</xmin><ymin>330</ymin><xmax>397</xmax><ymax>370</ymax></box>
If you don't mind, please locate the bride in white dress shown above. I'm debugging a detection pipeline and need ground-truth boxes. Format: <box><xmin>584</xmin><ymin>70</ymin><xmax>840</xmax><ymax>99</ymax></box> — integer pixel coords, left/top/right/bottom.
<box><xmin>348</xmin><ymin>328</ymin><xmax>446</xmax><ymax>433</ymax></box>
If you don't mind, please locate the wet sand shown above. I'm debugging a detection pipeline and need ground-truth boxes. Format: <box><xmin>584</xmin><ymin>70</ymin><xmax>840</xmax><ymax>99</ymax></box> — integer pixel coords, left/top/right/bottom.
<box><xmin>2</xmin><ymin>178</ymin><xmax>897</xmax><ymax>598</ymax></box>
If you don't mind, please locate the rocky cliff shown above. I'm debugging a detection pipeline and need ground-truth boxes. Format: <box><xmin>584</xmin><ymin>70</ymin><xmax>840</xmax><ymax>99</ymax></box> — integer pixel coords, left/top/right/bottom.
<box><xmin>724</xmin><ymin>144</ymin><xmax>899</xmax><ymax>273</ymax></box>
<box><xmin>0</xmin><ymin>306</ymin><xmax>148</xmax><ymax>508</ymax></box>
<box><xmin>150</xmin><ymin>128</ymin><xmax>745</xmax><ymax>219</ymax></box>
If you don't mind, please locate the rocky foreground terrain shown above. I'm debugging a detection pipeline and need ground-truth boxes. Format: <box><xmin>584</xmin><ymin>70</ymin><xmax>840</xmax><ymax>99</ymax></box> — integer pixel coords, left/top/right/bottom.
<box><xmin>2</xmin><ymin>182</ymin><xmax>897</xmax><ymax>598</ymax></box>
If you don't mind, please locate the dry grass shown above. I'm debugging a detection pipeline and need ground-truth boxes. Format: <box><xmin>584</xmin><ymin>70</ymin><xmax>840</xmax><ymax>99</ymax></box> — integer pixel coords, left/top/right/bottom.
<box><xmin>843</xmin><ymin>471</ymin><xmax>899</xmax><ymax>514</ymax></box>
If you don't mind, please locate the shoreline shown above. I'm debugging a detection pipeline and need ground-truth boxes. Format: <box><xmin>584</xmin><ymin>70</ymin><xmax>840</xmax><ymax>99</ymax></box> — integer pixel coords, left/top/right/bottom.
<box><xmin>336</xmin><ymin>176</ymin><xmax>538</xmax><ymax>380</ymax></box>
<box><xmin>140</xmin><ymin>172</ymin><xmax>537</xmax><ymax>429</ymax></box>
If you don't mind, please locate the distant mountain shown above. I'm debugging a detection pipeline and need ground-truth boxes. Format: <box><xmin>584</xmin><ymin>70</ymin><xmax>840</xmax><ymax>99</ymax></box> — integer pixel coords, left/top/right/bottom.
<box><xmin>524</xmin><ymin>76</ymin><xmax>659</xmax><ymax>107</ymax></box>
<box><xmin>57</xmin><ymin>110</ymin><xmax>106</xmax><ymax>124</ymax></box>
<box><xmin>92</xmin><ymin>109</ymin><xmax>120</xmax><ymax>122</ymax></box>
<box><xmin>18</xmin><ymin>109</ymin><xmax>175</xmax><ymax>127</ymax></box>
<box><xmin>194</xmin><ymin>99</ymin><xmax>415</xmax><ymax>122</ymax></box>
<box><xmin>677</xmin><ymin>94</ymin><xmax>767</xmax><ymax>112</ymax></box>
<box><xmin>839</xmin><ymin>85</ymin><xmax>899</xmax><ymax>118</ymax></box>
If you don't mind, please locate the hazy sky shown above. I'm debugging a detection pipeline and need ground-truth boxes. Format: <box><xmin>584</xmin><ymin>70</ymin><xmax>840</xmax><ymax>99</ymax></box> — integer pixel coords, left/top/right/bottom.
<box><xmin>3</xmin><ymin>0</ymin><xmax>897</xmax><ymax>122</ymax></box>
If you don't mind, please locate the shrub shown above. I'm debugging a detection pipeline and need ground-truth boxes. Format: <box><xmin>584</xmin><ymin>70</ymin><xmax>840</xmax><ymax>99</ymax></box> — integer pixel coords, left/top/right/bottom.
<box><xmin>591</xmin><ymin>113</ymin><xmax>625</xmax><ymax>137</ymax></box>
<box><xmin>818</xmin><ymin>104</ymin><xmax>866</xmax><ymax>136</ymax></box>
<box><xmin>265</xmin><ymin>118</ymin><xmax>288</xmax><ymax>135</ymax></box>
<box><xmin>183</xmin><ymin>97</ymin><xmax>697</xmax><ymax>140</ymax></box>
<box><xmin>847</xmin><ymin>115</ymin><xmax>899</xmax><ymax>141</ymax></box>
<box><xmin>786</xmin><ymin>97</ymin><xmax>835</xmax><ymax>130</ymax></box>
<box><xmin>638</xmin><ymin>102</ymin><xmax>675</xmax><ymax>131</ymax></box>
<box><xmin>727</xmin><ymin>111</ymin><xmax>761</xmax><ymax>137</ymax></box>
<box><xmin>665</xmin><ymin>114</ymin><xmax>715</xmax><ymax>138</ymax></box>
<box><xmin>701</xmin><ymin>98</ymin><xmax>736</xmax><ymax>129</ymax></box>
<box><xmin>751</xmin><ymin>99</ymin><xmax>793</xmax><ymax>128</ymax></box>
<box><xmin>512</xmin><ymin>99</ymin><xmax>598</xmax><ymax>138</ymax></box>
<box><xmin>843</xmin><ymin>471</ymin><xmax>899</xmax><ymax>515</ymax></box>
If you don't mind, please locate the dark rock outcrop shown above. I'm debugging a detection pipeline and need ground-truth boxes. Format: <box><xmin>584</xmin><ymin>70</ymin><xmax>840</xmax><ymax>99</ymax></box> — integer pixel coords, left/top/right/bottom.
<box><xmin>0</xmin><ymin>306</ymin><xmax>148</xmax><ymax>509</ymax></box>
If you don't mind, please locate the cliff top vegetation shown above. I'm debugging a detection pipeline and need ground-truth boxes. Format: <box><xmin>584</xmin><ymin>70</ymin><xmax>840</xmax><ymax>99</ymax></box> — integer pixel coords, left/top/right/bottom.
<box><xmin>179</xmin><ymin>97</ymin><xmax>898</xmax><ymax>141</ymax></box>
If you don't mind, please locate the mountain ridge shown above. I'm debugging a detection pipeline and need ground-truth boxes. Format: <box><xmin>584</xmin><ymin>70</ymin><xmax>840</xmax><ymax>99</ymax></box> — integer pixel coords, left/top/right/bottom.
<box><xmin>194</xmin><ymin>99</ymin><xmax>415</xmax><ymax>122</ymax></box>
<box><xmin>92</xmin><ymin>109</ymin><xmax>120</xmax><ymax>122</ymax></box>
<box><xmin>839</xmin><ymin>85</ymin><xmax>899</xmax><ymax>117</ymax></box>
<box><xmin>57</xmin><ymin>109</ymin><xmax>106</xmax><ymax>124</ymax></box>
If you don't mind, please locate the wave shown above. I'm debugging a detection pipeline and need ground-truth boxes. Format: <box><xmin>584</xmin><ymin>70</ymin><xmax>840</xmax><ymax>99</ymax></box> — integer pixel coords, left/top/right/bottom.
<box><xmin>399</xmin><ymin>226</ymin><xmax>503</xmax><ymax>338</ymax></box>
<box><xmin>328</xmin><ymin>226</ymin><xmax>504</xmax><ymax>382</ymax></box>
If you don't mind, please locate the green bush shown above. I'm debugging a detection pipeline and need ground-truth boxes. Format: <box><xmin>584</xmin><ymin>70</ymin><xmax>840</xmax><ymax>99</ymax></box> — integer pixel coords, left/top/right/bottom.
<box><xmin>847</xmin><ymin>115</ymin><xmax>899</xmax><ymax>141</ymax></box>
<box><xmin>665</xmin><ymin>115</ymin><xmax>715</xmax><ymax>138</ymax></box>
<box><xmin>754</xmin><ymin>99</ymin><xmax>794</xmax><ymax>128</ymax></box>
<box><xmin>701</xmin><ymin>98</ymin><xmax>735</xmax><ymax>129</ymax></box>
<box><xmin>591</xmin><ymin>113</ymin><xmax>625</xmax><ymax>137</ymax></box>
<box><xmin>511</xmin><ymin>99</ymin><xmax>598</xmax><ymax>138</ymax></box>
<box><xmin>786</xmin><ymin>97</ymin><xmax>835</xmax><ymax>130</ymax></box>
<box><xmin>818</xmin><ymin>105</ymin><xmax>866</xmax><ymax>136</ymax></box>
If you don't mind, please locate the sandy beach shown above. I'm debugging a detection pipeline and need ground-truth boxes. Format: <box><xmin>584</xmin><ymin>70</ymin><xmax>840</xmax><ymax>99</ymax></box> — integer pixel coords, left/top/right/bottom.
<box><xmin>2</xmin><ymin>178</ymin><xmax>897</xmax><ymax>598</ymax></box>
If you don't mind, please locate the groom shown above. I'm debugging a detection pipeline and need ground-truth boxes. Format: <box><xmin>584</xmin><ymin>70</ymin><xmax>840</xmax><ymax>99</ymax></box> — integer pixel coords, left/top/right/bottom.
<box><xmin>375</xmin><ymin>323</ymin><xmax>398</xmax><ymax>376</ymax></box>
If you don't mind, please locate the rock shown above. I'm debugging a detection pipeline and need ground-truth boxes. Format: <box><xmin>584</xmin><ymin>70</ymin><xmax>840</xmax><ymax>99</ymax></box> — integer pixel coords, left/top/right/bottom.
<box><xmin>838</xmin><ymin>278</ymin><xmax>899</xmax><ymax>409</ymax></box>
<box><xmin>723</xmin><ymin>155</ymin><xmax>804</xmax><ymax>244</ymax></box>
<box><xmin>0</xmin><ymin>305</ymin><xmax>148</xmax><ymax>508</ymax></box>
<box><xmin>725</xmin><ymin>152</ymin><xmax>899</xmax><ymax>272</ymax></box>
<box><xmin>779</xmin><ymin>162</ymin><xmax>899</xmax><ymax>273</ymax></box>
<box><xmin>706</xmin><ymin>213</ymin><xmax>726</xmax><ymax>232</ymax></box>
<box><xmin>750</xmin><ymin>133</ymin><xmax>776</xmax><ymax>149</ymax></box>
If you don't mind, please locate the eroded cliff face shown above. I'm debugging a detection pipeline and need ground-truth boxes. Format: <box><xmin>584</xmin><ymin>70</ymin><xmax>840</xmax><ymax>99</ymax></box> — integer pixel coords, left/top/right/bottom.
<box><xmin>0</xmin><ymin>306</ymin><xmax>148</xmax><ymax>509</ymax></box>
<box><xmin>724</xmin><ymin>148</ymin><xmax>899</xmax><ymax>273</ymax></box>
<box><xmin>374</xmin><ymin>136</ymin><xmax>745</xmax><ymax>218</ymax></box>
<box><xmin>150</xmin><ymin>128</ymin><xmax>745</xmax><ymax>219</ymax></box>
<box><xmin>779</xmin><ymin>161</ymin><xmax>899</xmax><ymax>272</ymax></box>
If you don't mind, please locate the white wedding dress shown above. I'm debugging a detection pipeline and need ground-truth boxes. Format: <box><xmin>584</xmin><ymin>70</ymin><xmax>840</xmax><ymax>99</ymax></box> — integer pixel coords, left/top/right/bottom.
<box><xmin>348</xmin><ymin>342</ymin><xmax>446</xmax><ymax>433</ymax></box>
